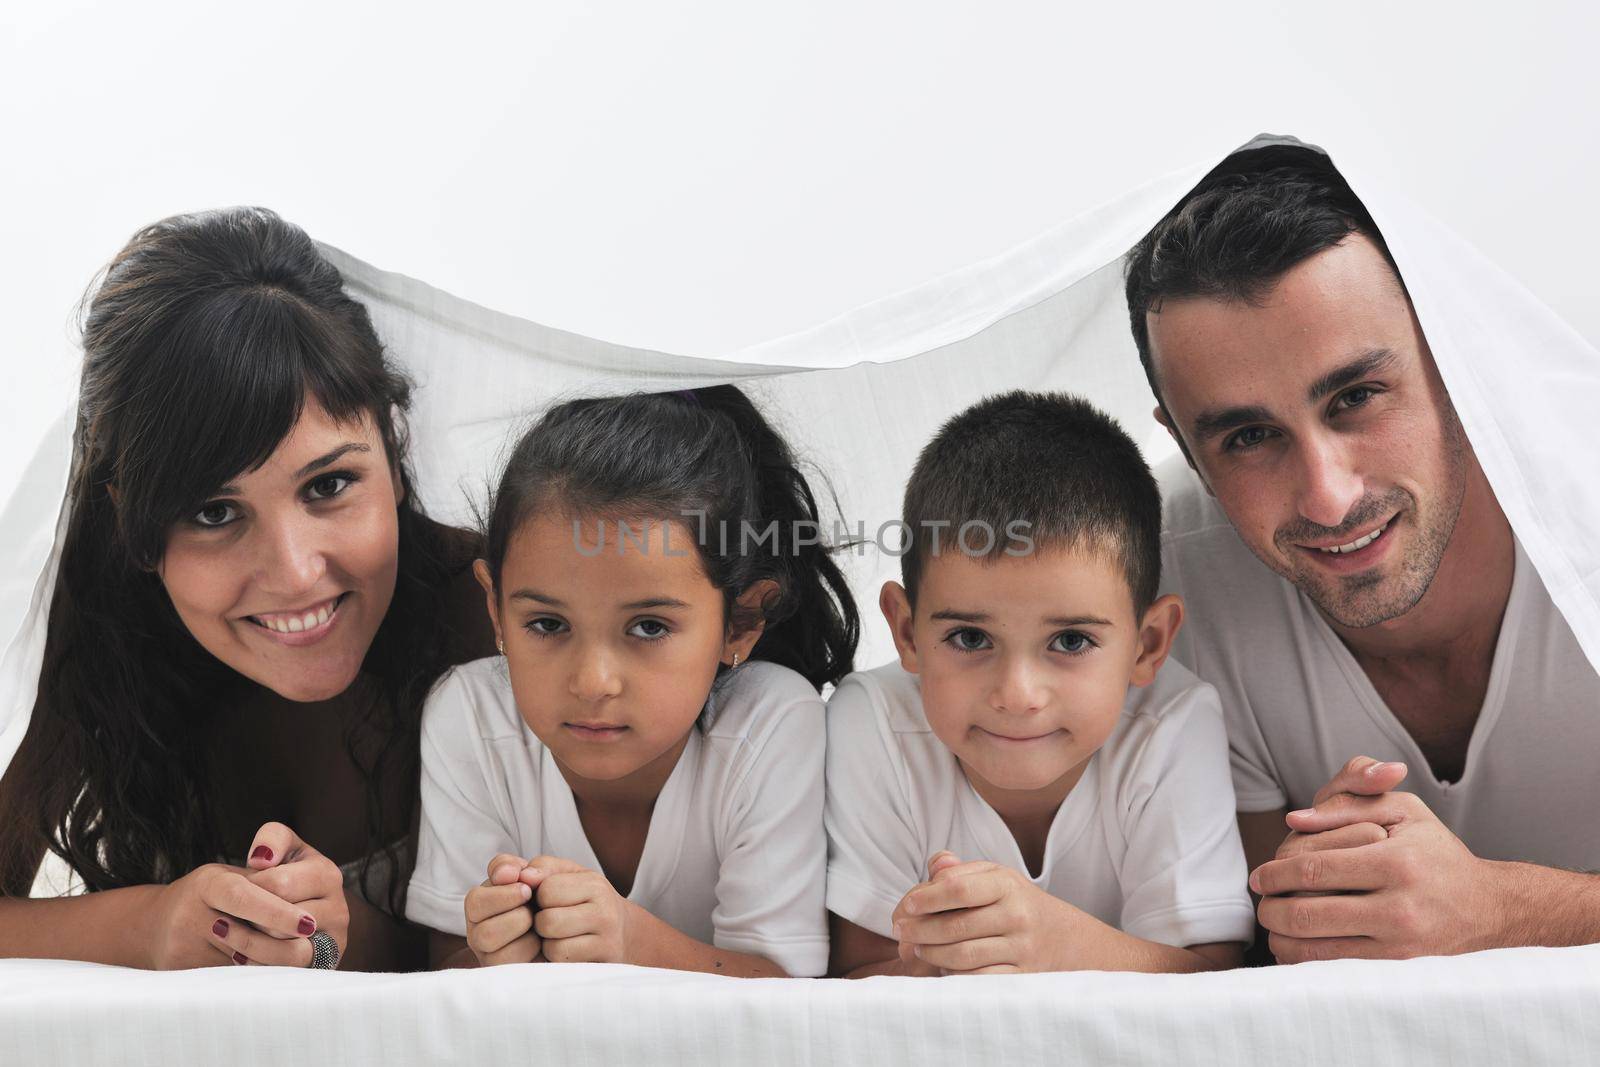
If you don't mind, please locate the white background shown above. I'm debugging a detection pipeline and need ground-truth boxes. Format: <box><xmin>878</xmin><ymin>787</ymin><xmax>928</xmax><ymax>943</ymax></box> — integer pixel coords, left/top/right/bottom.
<box><xmin>3</xmin><ymin>1</ymin><xmax>1597</xmax><ymax>501</ymax></box>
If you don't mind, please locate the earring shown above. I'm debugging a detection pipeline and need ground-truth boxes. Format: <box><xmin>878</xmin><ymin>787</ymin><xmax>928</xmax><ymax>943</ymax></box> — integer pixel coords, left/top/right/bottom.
<box><xmin>497</xmin><ymin>638</ymin><xmax>505</xmax><ymax>654</ymax></box>
<box><xmin>731</xmin><ymin>652</ymin><xmax>741</xmax><ymax>668</ymax></box>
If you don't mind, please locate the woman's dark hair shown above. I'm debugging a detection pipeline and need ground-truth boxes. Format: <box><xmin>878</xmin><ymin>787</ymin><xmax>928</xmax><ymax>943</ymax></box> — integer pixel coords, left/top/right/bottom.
<box><xmin>0</xmin><ymin>207</ymin><xmax>472</xmax><ymax>914</ymax></box>
<box><xmin>481</xmin><ymin>385</ymin><xmax>859</xmax><ymax>692</ymax></box>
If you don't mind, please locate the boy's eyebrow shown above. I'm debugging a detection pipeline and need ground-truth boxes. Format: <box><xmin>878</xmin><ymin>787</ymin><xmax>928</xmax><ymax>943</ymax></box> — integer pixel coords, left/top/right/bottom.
<box><xmin>1045</xmin><ymin>615</ymin><xmax>1114</xmax><ymax>627</ymax></box>
<box><xmin>929</xmin><ymin>609</ymin><xmax>1113</xmax><ymax>627</ymax></box>
<box><xmin>506</xmin><ymin>590</ymin><xmax>692</xmax><ymax>611</ymax></box>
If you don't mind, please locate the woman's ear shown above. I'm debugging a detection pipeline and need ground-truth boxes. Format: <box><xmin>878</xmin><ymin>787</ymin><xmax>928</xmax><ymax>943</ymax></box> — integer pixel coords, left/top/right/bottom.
<box><xmin>878</xmin><ymin>580</ymin><xmax>919</xmax><ymax>674</ymax></box>
<box><xmin>722</xmin><ymin>578</ymin><xmax>780</xmax><ymax>666</ymax></box>
<box><xmin>1129</xmin><ymin>593</ymin><xmax>1184</xmax><ymax>687</ymax></box>
<box><xmin>472</xmin><ymin>559</ymin><xmax>503</xmax><ymax>652</ymax></box>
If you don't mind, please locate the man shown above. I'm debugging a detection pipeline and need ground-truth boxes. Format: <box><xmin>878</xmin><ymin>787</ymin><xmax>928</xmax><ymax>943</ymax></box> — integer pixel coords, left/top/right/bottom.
<box><xmin>1125</xmin><ymin>143</ymin><xmax>1600</xmax><ymax>963</ymax></box>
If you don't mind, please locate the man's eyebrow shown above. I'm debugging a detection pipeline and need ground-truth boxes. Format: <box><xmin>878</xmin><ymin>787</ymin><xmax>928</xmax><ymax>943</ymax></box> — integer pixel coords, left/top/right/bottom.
<box><xmin>1190</xmin><ymin>404</ymin><xmax>1274</xmax><ymax>444</ymax></box>
<box><xmin>294</xmin><ymin>442</ymin><xmax>371</xmax><ymax>479</ymax></box>
<box><xmin>1306</xmin><ymin>348</ymin><xmax>1399</xmax><ymax>404</ymax></box>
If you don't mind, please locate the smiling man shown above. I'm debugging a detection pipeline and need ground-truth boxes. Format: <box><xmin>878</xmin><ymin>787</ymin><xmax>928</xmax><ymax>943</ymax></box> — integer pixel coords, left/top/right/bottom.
<box><xmin>1124</xmin><ymin>144</ymin><xmax>1600</xmax><ymax>963</ymax></box>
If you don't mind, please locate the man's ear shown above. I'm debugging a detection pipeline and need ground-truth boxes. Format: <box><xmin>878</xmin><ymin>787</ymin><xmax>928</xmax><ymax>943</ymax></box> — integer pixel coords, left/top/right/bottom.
<box><xmin>1129</xmin><ymin>593</ymin><xmax>1184</xmax><ymax>687</ymax></box>
<box><xmin>879</xmin><ymin>580</ymin><xmax>920</xmax><ymax>675</ymax></box>
<box><xmin>472</xmin><ymin>559</ymin><xmax>503</xmax><ymax>650</ymax></box>
<box><xmin>1152</xmin><ymin>404</ymin><xmax>1214</xmax><ymax>499</ymax></box>
<box><xmin>723</xmin><ymin>578</ymin><xmax>780</xmax><ymax>666</ymax></box>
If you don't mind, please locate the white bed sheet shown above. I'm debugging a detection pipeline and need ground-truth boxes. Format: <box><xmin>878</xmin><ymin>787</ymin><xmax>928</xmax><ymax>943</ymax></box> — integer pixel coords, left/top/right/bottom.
<box><xmin>3</xmin><ymin>946</ymin><xmax>1597</xmax><ymax>1065</ymax></box>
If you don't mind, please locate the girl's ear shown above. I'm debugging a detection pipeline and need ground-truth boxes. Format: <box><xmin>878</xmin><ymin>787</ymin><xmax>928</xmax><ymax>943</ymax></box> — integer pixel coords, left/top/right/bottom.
<box><xmin>878</xmin><ymin>580</ymin><xmax>920</xmax><ymax>674</ymax></box>
<box><xmin>472</xmin><ymin>559</ymin><xmax>504</xmax><ymax>652</ymax></box>
<box><xmin>1129</xmin><ymin>593</ymin><xmax>1184</xmax><ymax>687</ymax></box>
<box><xmin>722</xmin><ymin>578</ymin><xmax>780</xmax><ymax>666</ymax></box>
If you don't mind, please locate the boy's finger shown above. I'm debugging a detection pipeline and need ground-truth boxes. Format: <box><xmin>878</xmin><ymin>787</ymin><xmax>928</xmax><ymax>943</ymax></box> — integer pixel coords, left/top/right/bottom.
<box><xmin>913</xmin><ymin>935</ymin><xmax>1014</xmax><ymax>972</ymax></box>
<box><xmin>896</xmin><ymin>904</ymin><xmax>1007</xmax><ymax>947</ymax></box>
<box><xmin>465</xmin><ymin>881</ymin><xmax>534</xmax><ymax>924</ymax></box>
<box><xmin>467</xmin><ymin>905</ymin><xmax>536</xmax><ymax>956</ymax></box>
<box><xmin>485</xmin><ymin>853</ymin><xmax>530</xmax><ymax>884</ymax></box>
<box><xmin>533</xmin><ymin>902</ymin><xmax>600</xmax><ymax>941</ymax></box>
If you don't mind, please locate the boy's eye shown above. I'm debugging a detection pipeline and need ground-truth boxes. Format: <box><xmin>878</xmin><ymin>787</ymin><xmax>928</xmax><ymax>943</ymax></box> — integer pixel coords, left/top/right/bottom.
<box><xmin>192</xmin><ymin>501</ymin><xmax>239</xmax><ymax>528</ymax></box>
<box><xmin>1050</xmin><ymin>630</ymin><xmax>1095</xmax><ymax>655</ymax></box>
<box><xmin>306</xmin><ymin>472</ymin><xmax>356</xmax><ymax>501</ymax></box>
<box><xmin>945</xmin><ymin>628</ymin><xmax>992</xmax><ymax>653</ymax></box>
<box><xmin>628</xmin><ymin>619</ymin><xmax>671</xmax><ymax>640</ymax></box>
<box><xmin>524</xmin><ymin>617</ymin><xmax>568</xmax><ymax>638</ymax></box>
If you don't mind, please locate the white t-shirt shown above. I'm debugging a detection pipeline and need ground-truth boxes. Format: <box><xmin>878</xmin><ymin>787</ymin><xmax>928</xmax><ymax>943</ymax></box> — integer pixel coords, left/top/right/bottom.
<box><xmin>406</xmin><ymin>656</ymin><xmax>829</xmax><ymax>977</ymax></box>
<box><xmin>824</xmin><ymin>659</ymin><xmax>1256</xmax><ymax>949</ymax></box>
<box><xmin>1161</xmin><ymin>465</ymin><xmax>1600</xmax><ymax>870</ymax></box>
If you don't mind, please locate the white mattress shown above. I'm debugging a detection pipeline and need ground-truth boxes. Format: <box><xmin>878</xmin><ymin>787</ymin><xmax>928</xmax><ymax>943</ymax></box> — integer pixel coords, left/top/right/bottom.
<box><xmin>3</xmin><ymin>947</ymin><xmax>1597</xmax><ymax>1065</ymax></box>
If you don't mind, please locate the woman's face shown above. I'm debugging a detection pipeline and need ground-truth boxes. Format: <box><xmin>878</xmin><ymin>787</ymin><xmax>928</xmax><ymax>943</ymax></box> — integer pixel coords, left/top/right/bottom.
<box><xmin>157</xmin><ymin>398</ymin><xmax>402</xmax><ymax>702</ymax></box>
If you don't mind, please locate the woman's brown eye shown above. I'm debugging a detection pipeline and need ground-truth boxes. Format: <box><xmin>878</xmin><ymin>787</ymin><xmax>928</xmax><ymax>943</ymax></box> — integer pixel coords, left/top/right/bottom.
<box><xmin>195</xmin><ymin>502</ymin><xmax>235</xmax><ymax>527</ymax></box>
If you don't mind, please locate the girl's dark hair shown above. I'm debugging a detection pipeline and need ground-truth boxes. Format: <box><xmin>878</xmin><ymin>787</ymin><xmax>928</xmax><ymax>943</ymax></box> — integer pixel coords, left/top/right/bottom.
<box><xmin>0</xmin><ymin>207</ymin><xmax>472</xmax><ymax>914</ymax></box>
<box><xmin>482</xmin><ymin>386</ymin><xmax>858</xmax><ymax>692</ymax></box>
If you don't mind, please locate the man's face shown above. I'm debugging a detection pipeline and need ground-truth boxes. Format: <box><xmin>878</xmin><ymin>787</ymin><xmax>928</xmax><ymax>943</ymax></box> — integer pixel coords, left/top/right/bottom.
<box><xmin>1147</xmin><ymin>234</ymin><xmax>1469</xmax><ymax>629</ymax></box>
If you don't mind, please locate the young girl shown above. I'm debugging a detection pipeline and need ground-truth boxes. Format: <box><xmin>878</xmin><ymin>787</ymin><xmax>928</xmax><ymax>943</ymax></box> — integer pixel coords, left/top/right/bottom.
<box><xmin>405</xmin><ymin>386</ymin><xmax>858</xmax><ymax>977</ymax></box>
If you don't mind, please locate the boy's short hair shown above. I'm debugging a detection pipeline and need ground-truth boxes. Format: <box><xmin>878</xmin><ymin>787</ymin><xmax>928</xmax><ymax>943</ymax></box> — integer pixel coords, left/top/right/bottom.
<box><xmin>900</xmin><ymin>390</ymin><xmax>1161</xmax><ymax>616</ymax></box>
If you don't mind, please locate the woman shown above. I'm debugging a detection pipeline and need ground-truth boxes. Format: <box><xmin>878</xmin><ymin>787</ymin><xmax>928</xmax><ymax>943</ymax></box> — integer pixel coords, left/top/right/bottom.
<box><xmin>0</xmin><ymin>207</ymin><xmax>494</xmax><ymax>970</ymax></box>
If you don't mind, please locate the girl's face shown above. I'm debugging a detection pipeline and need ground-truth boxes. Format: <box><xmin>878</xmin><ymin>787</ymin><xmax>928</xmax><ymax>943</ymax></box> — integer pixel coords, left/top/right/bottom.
<box><xmin>157</xmin><ymin>398</ymin><xmax>402</xmax><ymax>703</ymax></box>
<box><xmin>477</xmin><ymin>512</ymin><xmax>760</xmax><ymax>784</ymax></box>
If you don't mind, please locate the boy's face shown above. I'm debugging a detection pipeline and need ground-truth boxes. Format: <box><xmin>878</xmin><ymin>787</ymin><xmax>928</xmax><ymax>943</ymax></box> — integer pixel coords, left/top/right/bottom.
<box><xmin>882</xmin><ymin>543</ymin><xmax>1180</xmax><ymax>802</ymax></box>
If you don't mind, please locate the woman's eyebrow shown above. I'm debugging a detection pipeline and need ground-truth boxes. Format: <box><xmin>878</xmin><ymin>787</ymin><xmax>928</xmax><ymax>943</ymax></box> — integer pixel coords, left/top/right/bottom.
<box><xmin>294</xmin><ymin>442</ymin><xmax>371</xmax><ymax>478</ymax></box>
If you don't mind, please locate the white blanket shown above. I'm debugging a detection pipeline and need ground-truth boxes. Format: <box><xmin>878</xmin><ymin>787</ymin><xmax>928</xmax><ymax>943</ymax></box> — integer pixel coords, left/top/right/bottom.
<box><xmin>3</xmin><ymin>134</ymin><xmax>1598</xmax><ymax>1060</ymax></box>
<box><xmin>3</xmin><ymin>946</ymin><xmax>1598</xmax><ymax>1065</ymax></box>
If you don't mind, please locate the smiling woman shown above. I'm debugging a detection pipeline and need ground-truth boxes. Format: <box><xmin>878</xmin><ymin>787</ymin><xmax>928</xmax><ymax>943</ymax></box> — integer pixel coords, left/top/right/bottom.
<box><xmin>0</xmin><ymin>208</ymin><xmax>494</xmax><ymax>971</ymax></box>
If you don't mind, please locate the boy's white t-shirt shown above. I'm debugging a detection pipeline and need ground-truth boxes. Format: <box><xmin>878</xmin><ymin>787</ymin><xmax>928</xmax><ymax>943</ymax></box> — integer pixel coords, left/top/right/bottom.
<box><xmin>1162</xmin><ymin>467</ymin><xmax>1600</xmax><ymax>870</ymax></box>
<box><xmin>824</xmin><ymin>658</ymin><xmax>1256</xmax><ymax>949</ymax></box>
<box><xmin>406</xmin><ymin>656</ymin><xmax>829</xmax><ymax>977</ymax></box>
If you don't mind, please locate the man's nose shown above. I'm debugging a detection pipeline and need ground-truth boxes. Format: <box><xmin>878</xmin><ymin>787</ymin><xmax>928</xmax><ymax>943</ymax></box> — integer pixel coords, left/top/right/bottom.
<box><xmin>1293</xmin><ymin>434</ymin><xmax>1365</xmax><ymax>532</ymax></box>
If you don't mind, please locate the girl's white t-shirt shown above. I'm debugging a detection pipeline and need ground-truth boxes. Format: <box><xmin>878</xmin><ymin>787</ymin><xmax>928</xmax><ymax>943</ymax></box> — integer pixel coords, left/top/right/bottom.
<box><xmin>824</xmin><ymin>659</ymin><xmax>1256</xmax><ymax>949</ymax></box>
<box><xmin>406</xmin><ymin>656</ymin><xmax>829</xmax><ymax>977</ymax></box>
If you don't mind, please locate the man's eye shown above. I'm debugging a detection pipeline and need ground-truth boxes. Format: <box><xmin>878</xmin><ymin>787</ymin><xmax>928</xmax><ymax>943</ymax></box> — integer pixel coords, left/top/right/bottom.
<box><xmin>1225</xmin><ymin>426</ymin><xmax>1272</xmax><ymax>452</ymax></box>
<box><xmin>946</xmin><ymin>628</ymin><xmax>991</xmax><ymax>653</ymax></box>
<box><xmin>1050</xmin><ymin>631</ymin><xmax>1095</xmax><ymax>655</ymax></box>
<box><xmin>1335</xmin><ymin>386</ymin><xmax>1376</xmax><ymax>411</ymax></box>
<box><xmin>628</xmin><ymin>619</ymin><xmax>671</xmax><ymax>640</ymax></box>
<box><xmin>524</xmin><ymin>617</ymin><xmax>567</xmax><ymax>638</ymax></box>
<box><xmin>193</xmin><ymin>502</ymin><xmax>238</xmax><ymax>528</ymax></box>
<box><xmin>306</xmin><ymin>473</ymin><xmax>354</xmax><ymax>500</ymax></box>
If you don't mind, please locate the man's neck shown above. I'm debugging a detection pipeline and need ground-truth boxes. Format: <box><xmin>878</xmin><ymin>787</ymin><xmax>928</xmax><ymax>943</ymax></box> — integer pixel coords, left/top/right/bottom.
<box><xmin>1326</xmin><ymin>460</ymin><xmax>1514</xmax><ymax>669</ymax></box>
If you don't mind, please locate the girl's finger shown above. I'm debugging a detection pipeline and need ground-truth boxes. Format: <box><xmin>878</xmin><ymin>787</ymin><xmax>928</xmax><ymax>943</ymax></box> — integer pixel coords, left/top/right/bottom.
<box><xmin>485</xmin><ymin>854</ymin><xmax>530</xmax><ymax>885</ymax></box>
<box><xmin>246</xmin><ymin>822</ymin><xmax>304</xmax><ymax>870</ymax></box>
<box><xmin>465</xmin><ymin>881</ymin><xmax>534</xmax><ymax>925</ymax></box>
<box><xmin>533</xmin><ymin>902</ymin><xmax>599</xmax><ymax>941</ymax></box>
<box><xmin>479</xmin><ymin>934</ymin><xmax>542</xmax><ymax>967</ymax></box>
<box><xmin>201</xmin><ymin>870</ymin><xmax>318</xmax><ymax>940</ymax></box>
<box><xmin>208</xmin><ymin>914</ymin><xmax>313</xmax><ymax>967</ymax></box>
<box><xmin>467</xmin><ymin>904</ymin><xmax>536</xmax><ymax>956</ymax></box>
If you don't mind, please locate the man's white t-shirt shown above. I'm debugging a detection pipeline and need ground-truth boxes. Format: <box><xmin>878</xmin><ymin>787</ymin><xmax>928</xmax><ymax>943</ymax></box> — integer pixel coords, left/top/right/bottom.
<box><xmin>406</xmin><ymin>656</ymin><xmax>830</xmax><ymax>977</ymax></box>
<box><xmin>1162</xmin><ymin>465</ymin><xmax>1600</xmax><ymax>870</ymax></box>
<box><xmin>824</xmin><ymin>659</ymin><xmax>1256</xmax><ymax>949</ymax></box>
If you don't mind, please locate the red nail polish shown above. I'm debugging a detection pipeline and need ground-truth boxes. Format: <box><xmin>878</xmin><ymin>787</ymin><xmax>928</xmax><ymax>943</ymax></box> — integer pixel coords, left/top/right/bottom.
<box><xmin>250</xmin><ymin>845</ymin><xmax>274</xmax><ymax>863</ymax></box>
<box><xmin>298</xmin><ymin>916</ymin><xmax>316</xmax><ymax>937</ymax></box>
<box><xmin>233</xmin><ymin>952</ymin><xmax>248</xmax><ymax>965</ymax></box>
<box><xmin>212</xmin><ymin>919</ymin><xmax>229</xmax><ymax>938</ymax></box>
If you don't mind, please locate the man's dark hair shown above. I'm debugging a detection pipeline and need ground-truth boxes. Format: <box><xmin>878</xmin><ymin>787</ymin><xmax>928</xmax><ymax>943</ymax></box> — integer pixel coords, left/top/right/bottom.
<box><xmin>1124</xmin><ymin>144</ymin><xmax>1405</xmax><ymax>407</ymax></box>
<box><xmin>901</xmin><ymin>390</ymin><xmax>1161</xmax><ymax>617</ymax></box>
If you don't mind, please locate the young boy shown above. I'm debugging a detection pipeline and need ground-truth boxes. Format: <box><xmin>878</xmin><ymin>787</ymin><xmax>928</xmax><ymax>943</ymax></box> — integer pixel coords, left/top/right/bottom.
<box><xmin>826</xmin><ymin>390</ymin><xmax>1254</xmax><ymax>977</ymax></box>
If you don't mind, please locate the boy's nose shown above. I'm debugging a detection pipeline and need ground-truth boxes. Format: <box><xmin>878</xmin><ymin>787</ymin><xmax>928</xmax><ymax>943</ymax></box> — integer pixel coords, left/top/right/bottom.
<box><xmin>989</xmin><ymin>657</ymin><xmax>1048</xmax><ymax>716</ymax></box>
